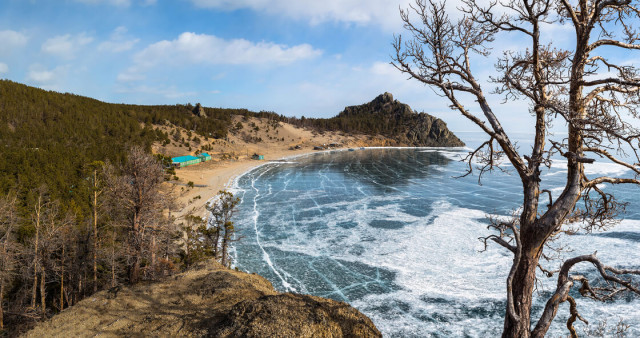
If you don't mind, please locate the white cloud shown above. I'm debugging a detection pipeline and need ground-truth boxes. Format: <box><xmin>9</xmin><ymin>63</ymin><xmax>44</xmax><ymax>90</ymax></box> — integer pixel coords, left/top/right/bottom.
<box><xmin>26</xmin><ymin>64</ymin><xmax>66</xmax><ymax>84</ymax></box>
<box><xmin>116</xmin><ymin>71</ymin><xmax>146</xmax><ymax>82</ymax></box>
<box><xmin>116</xmin><ymin>84</ymin><xmax>198</xmax><ymax>99</ymax></box>
<box><xmin>0</xmin><ymin>30</ymin><xmax>28</xmax><ymax>53</ymax></box>
<box><xmin>27</xmin><ymin>65</ymin><xmax>52</xmax><ymax>83</ymax></box>
<box><xmin>136</xmin><ymin>32</ymin><xmax>321</xmax><ymax>66</ymax></box>
<box><xmin>42</xmin><ymin>33</ymin><xmax>93</xmax><ymax>59</ymax></box>
<box><xmin>0</xmin><ymin>63</ymin><xmax>8</xmax><ymax>74</ymax></box>
<box><xmin>119</xmin><ymin>32</ymin><xmax>321</xmax><ymax>81</ymax></box>
<box><xmin>190</xmin><ymin>0</ymin><xmax>411</xmax><ymax>30</ymax></box>
<box><xmin>98</xmin><ymin>26</ymin><xmax>140</xmax><ymax>52</ymax></box>
<box><xmin>72</xmin><ymin>0</ymin><xmax>156</xmax><ymax>7</ymax></box>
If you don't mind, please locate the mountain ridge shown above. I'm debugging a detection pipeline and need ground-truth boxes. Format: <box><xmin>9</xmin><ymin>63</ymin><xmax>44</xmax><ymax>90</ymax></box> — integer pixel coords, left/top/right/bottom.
<box><xmin>337</xmin><ymin>92</ymin><xmax>464</xmax><ymax>147</ymax></box>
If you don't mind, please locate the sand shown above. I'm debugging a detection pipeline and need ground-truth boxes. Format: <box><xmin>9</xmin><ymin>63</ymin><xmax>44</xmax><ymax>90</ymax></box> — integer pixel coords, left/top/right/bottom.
<box><xmin>171</xmin><ymin>148</ymin><xmax>316</xmax><ymax>220</ymax></box>
<box><xmin>162</xmin><ymin>117</ymin><xmax>379</xmax><ymax>221</ymax></box>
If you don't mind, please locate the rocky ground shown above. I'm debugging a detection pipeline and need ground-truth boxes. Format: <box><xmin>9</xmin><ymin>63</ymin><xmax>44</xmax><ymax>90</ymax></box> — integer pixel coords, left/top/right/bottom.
<box><xmin>24</xmin><ymin>260</ymin><xmax>381</xmax><ymax>337</ymax></box>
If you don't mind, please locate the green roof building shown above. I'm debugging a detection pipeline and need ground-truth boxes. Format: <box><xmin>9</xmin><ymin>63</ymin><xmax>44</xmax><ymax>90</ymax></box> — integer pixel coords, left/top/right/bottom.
<box><xmin>172</xmin><ymin>155</ymin><xmax>201</xmax><ymax>168</ymax></box>
<box><xmin>198</xmin><ymin>153</ymin><xmax>212</xmax><ymax>162</ymax></box>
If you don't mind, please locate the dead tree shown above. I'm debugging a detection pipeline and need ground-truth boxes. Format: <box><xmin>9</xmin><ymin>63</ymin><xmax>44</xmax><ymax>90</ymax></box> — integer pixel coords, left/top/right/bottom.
<box><xmin>393</xmin><ymin>0</ymin><xmax>640</xmax><ymax>336</ymax></box>
<box><xmin>104</xmin><ymin>147</ymin><xmax>168</xmax><ymax>284</ymax></box>
<box><xmin>88</xmin><ymin>161</ymin><xmax>104</xmax><ymax>293</ymax></box>
<box><xmin>206</xmin><ymin>190</ymin><xmax>240</xmax><ymax>268</ymax></box>
<box><xmin>0</xmin><ymin>194</ymin><xmax>19</xmax><ymax>330</ymax></box>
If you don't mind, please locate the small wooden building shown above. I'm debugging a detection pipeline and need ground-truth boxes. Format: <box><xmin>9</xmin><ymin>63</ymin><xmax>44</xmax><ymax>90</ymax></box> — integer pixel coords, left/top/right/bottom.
<box><xmin>198</xmin><ymin>153</ymin><xmax>212</xmax><ymax>162</ymax></box>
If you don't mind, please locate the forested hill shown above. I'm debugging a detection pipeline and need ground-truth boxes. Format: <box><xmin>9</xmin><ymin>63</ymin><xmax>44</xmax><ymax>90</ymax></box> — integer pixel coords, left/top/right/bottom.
<box><xmin>0</xmin><ymin>80</ymin><xmax>239</xmax><ymax>216</ymax></box>
<box><xmin>0</xmin><ymin>81</ymin><xmax>462</xmax><ymax>218</ymax></box>
<box><xmin>290</xmin><ymin>93</ymin><xmax>464</xmax><ymax>147</ymax></box>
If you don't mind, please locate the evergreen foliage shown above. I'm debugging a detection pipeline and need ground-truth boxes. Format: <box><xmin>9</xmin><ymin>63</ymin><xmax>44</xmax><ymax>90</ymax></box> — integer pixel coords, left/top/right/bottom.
<box><xmin>0</xmin><ymin>80</ymin><xmax>236</xmax><ymax>219</ymax></box>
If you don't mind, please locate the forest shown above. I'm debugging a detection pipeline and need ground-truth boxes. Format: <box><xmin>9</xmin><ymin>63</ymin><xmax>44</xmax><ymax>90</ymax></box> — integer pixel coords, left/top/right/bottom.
<box><xmin>0</xmin><ymin>80</ymin><xmax>440</xmax><ymax>334</ymax></box>
<box><xmin>0</xmin><ymin>80</ymin><xmax>243</xmax><ymax>334</ymax></box>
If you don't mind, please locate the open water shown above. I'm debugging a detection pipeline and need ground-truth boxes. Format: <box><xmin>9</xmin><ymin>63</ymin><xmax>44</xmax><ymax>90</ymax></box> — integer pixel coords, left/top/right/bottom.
<box><xmin>228</xmin><ymin>132</ymin><xmax>640</xmax><ymax>337</ymax></box>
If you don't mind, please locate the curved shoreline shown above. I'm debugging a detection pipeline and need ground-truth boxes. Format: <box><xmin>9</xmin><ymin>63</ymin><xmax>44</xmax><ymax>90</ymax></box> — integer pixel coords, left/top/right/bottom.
<box><xmin>172</xmin><ymin>148</ymin><xmax>353</xmax><ymax>219</ymax></box>
<box><xmin>173</xmin><ymin>146</ymin><xmax>471</xmax><ymax>220</ymax></box>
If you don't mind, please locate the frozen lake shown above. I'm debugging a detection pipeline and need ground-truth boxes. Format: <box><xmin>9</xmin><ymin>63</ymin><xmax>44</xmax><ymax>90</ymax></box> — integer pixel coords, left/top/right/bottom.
<box><xmin>229</xmin><ymin>132</ymin><xmax>640</xmax><ymax>336</ymax></box>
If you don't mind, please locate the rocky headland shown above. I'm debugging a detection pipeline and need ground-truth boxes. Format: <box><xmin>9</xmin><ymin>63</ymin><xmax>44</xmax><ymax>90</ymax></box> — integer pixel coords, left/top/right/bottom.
<box><xmin>337</xmin><ymin>92</ymin><xmax>464</xmax><ymax>147</ymax></box>
<box><xmin>24</xmin><ymin>260</ymin><xmax>381</xmax><ymax>337</ymax></box>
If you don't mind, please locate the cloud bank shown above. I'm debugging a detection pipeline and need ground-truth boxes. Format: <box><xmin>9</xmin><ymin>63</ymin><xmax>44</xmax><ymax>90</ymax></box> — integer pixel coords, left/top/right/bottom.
<box><xmin>189</xmin><ymin>0</ymin><xmax>409</xmax><ymax>29</ymax></box>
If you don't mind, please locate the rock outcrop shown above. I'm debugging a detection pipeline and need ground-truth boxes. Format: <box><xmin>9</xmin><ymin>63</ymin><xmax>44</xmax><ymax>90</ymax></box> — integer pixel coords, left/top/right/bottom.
<box><xmin>23</xmin><ymin>260</ymin><xmax>381</xmax><ymax>337</ymax></box>
<box><xmin>338</xmin><ymin>92</ymin><xmax>464</xmax><ymax>147</ymax></box>
<box><xmin>193</xmin><ymin>103</ymin><xmax>207</xmax><ymax>118</ymax></box>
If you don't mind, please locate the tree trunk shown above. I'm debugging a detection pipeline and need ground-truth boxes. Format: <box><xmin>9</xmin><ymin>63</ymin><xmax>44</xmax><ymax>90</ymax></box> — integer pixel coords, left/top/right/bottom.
<box><xmin>129</xmin><ymin>256</ymin><xmax>140</xmax><ymax>284</ymax></box>
<box><xmin>151</xmin><ymin>232</ymin><xmax>156</xmax><ymax>272</ymax></box>
<box><xmin>93</xmin><ymin>171</ymin><xmax>98</xmax><ymax>294</ymax></box>
<box><xmin>221</xmin><ymin>225</ymin><xmax>231</xmax><ymax>268</ymax></box>
<box><xmin>40</xmin><ymin>264</ymin><xmax>46</xmax><ymax>316</ymax></box>
<box><xmin>212</xmin><ymin>228</ymin><xmax>220</xmax><ymax>259</ymax></box>
<box><xmin>0</xmin><ymin>279</ymin><xmax>4</xmax><ymax>330</ymax></box>
<box><xmin>60</xmin><ymin>244</ymin><xmax>65</xmax><ymax>311</ymax></box>
<box><xmin>502</xmin><ymin>249</ymin><xmax>541</xmax><ymax>337</ymax></box>
<box><xmin>111</xmin><ymin>229</ymin><xmax>116</xmax><ymax>288</ymax></box>
<box><xmin>0</xmin><ymin>225</ymin><xmax>7</xmax><ymax>330</ymax></box>
<box><xmin>129</xmin><ymin>211</ymin><xmax>141</xmax><ymax>284</ymax></box>
<box><xmin>32</xmin><ymin>202</ymin><xmax>40</xmax><ymax>309</ymax></box>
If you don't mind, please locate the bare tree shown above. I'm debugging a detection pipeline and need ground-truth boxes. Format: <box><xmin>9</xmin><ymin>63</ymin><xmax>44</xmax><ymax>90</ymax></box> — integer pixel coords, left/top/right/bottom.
<box><xmin>206</xmin><ymin>190</ymin><xmax>240</xmax><ymax>268</ymax></box>
<box><xmin>394</xmin><ymin>0</ymin><xmax>640</xmax><ymax>336</ymax></box>
<box><xmin>104</xmin><ymin>147</ymin><xmax>169</xmax><ymax>284</ymax></box>
<box><xmin>0</xmin><ymin>193</ymin><xmax>19</xmax><ymax>330</ymax></box>
<box><xmin>88</xmin><ymin>161</ymin><xmax>104</xmax><ymax>293</ymax></box>
<box><xmin>29</xmin><ymin>187</ymin><xmax>49</xmax><ymax>312</ymax></box>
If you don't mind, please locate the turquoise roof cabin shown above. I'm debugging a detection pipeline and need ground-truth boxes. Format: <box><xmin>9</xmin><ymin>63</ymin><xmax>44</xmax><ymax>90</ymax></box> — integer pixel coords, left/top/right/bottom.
<box><xmin>172</xmin><ymin>155</ymin><xmax>201</xmax><ymax>168</ymax></box>
<box><xmin>198</xmin><ymin>153</ymin><xmax>212</xmax><ymax>162</ymax></box>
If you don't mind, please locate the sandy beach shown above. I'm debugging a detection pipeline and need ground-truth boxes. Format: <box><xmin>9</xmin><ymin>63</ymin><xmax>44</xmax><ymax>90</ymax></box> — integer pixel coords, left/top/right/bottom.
<box><xmin>159</xmin><ymin>116</ymin><xmax>394</xmax><ymax>221</ymax></box>
<box><xmin>170</xmin><ymin>148</ymin><xmax>315</xmax><ymax>219</ymax></box>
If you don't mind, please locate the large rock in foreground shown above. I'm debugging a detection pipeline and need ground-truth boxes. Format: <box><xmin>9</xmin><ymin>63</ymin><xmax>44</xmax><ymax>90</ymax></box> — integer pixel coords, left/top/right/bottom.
<box><xmin>212</xmin><ymin>293</ymin><xmax>380</xmax><ymax>337</ymax></box>
<box><xmin>337</xmin><ymin>92</ymin><xmax>464</xmax><ymax>147</ymax></box>
<box><xmin>24</xmin><ymin>260</ymin><xmax>381</xmax><ymax>337</ymax></box>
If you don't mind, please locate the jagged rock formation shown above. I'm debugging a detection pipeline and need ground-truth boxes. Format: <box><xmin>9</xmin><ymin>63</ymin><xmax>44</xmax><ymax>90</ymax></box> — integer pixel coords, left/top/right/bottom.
<box><xmin>337</xmin><ymin>92</ymin><xmax>464</xmax><ymax>147</ymax></box>
<box><xmin>193</xmin><ymin>102</ymin><xmax>207</xmax><ymax>118</ymax></box>
<box><xmin>23</xmin><ymin>260</ymin><xmax>381</xmax><ymax>338</ymax></box>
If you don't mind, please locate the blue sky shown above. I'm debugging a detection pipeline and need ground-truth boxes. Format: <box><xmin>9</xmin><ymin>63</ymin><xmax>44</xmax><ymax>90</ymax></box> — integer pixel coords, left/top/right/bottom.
<box><xmin>0</xmin><ymin>0</ymin><xmax>634</xmax><ymax>133</ymax></box>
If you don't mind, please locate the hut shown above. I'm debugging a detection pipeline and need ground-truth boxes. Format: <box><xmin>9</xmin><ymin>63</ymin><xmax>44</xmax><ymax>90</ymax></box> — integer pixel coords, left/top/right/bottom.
<box><xmin>198</xmin><ymin>153</ymin><xmax>212</xmax><ymax>162</ymax></box>
<box><xmin>252</xmin><ymin>154</ymin><xmax>264</xmax><ymax>160</ymax></box>
<box><xmin>172</xmin><ymin>155</ymin><xmax>201</xmax><ymax>168</ymax></box>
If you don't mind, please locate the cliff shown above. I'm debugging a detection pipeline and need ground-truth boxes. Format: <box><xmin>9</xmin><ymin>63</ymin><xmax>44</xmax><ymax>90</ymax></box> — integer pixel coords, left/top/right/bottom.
<box><xmin>23</xmin><ymin>260</ymin><xmax>381</xmax><ymax>337</ymax></box>
<box><xmin>336</xmin><ymin>92</ymin><xmax>464</xmax><ymax>147</ymax></box>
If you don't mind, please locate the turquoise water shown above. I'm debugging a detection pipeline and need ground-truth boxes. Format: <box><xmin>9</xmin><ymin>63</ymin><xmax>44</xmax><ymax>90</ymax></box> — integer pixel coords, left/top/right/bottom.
<box><xmin>229</xmin><ymin>133</ymin><xmax>640</xmax><ymax>337</ymax></box>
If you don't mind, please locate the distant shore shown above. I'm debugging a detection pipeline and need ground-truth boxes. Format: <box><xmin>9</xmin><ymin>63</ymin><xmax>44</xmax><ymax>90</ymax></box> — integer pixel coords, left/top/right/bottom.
<box><xmin>171</xmin><ymin>147</ymin><xmax>329</xmax><ymax>220</ymax></box>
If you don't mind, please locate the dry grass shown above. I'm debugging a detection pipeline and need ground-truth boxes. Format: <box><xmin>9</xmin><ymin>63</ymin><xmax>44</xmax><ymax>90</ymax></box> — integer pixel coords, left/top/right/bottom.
<box><xmin>23</xmin><ymin>260</ymin><xmax>380</xmax><ymax>338</ymax></box>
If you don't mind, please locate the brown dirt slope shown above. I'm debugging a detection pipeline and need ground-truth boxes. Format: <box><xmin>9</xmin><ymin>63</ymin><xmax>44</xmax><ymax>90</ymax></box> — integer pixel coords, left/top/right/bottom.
<box><xmin>23</xmin><ymin>260</ymin><xmax>381</xmax><ymax>338</ymax></box>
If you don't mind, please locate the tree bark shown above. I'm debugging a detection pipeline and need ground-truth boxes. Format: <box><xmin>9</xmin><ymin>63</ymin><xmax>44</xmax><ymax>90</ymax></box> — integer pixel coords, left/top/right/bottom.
<box><xmin>40</xmin><ymin>264</ymin><xmax>46</xmax><ymax>316</ymax></box>
<box><xmin>502</xmin><ymin>246</ymin><xmax>541</xmax><ymax>337</ymax></box>
<box><xmin>151</xmin><ymin>232</ymin><xmax>156</xmax><ymax>272</ymax></box>
<box><xmin>0</xmin><ymin>279</ymin><xmax>4</xmax><ymax>330</ymax></box>
<box><xmin>93</xmin><ymin>169</ymin><xmax>98</xmax><ymax>294</ymax></box>
<box><xmin>60</xmin><ymin>244</ymin><xmax>65</xmax><ymax>311</ymax></box>
<box><xmin>32</xmin><ymin>197</ymin><xmax>41</xmax><ymax>309</ymax></box>
<box><xmin>111</xmin><ymin>228</ymin><xmax>116</xmax><ymax>288</ymax></box>
<box><xmin>129</xmin><ymin>211</ymin><xmax>141</xmax><ymax>284</ymax></box>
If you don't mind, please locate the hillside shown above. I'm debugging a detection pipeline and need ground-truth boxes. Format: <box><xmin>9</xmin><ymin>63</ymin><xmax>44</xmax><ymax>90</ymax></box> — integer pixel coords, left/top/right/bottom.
<box><xmin>0</xmin><ymin>81</ymin><xmax>463</xmax><ymax>219</ymax></box>
<box><xmin>23</xmin><ymin>259</ymin><xmax>381</xmax><ymax>337</ymax></box>
<box><xmin>0</xmin><ymin>81</ymin><xmax>462</xmax><ymax>335</ymax></box>
<box><xmin>294</xmin><ymin>93</ymin><xmax>464</xmax><ymax>147</ymax></box>
<box><xmin>0</xmin><ymin>80</ymin><xmax>236</xmax><ymax>217</ymax></box>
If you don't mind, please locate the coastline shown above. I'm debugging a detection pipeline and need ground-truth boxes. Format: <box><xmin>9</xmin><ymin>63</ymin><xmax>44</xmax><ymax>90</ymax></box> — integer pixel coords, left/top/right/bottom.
<box><xmin>171</xmin><ymin>148</ymin><xmax>341</xmax><ymax>220</ymax></box>
<box><xmin>171</xmin><ymin>144</ymin><xmax>474</xmax><ymax>220</ymax></box>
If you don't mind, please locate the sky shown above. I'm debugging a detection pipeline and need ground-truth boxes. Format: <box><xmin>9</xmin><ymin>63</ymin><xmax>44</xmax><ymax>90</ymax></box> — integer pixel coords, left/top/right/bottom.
<box><xmin>0</xmin><ymin>0</ymin><xmax>634</xmax><ymax>133</ymax></box>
